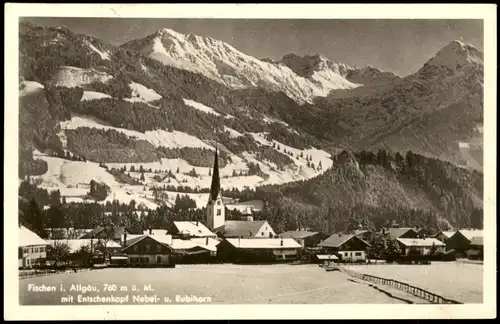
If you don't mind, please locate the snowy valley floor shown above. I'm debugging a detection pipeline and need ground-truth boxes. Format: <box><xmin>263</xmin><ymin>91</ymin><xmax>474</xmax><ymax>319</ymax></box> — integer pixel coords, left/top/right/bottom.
<box><xmin>19</xmin><ymin>262</ymin><xmax>481</xmax><ymax>305</ymax></box>
<box><xmin>344</xmin><ymin>261</ymin><xmax>483</xmax><ymax>303</ymax></box>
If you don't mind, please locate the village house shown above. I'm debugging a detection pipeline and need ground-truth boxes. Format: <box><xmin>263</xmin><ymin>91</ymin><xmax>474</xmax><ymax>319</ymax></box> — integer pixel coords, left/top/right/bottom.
<box><xmin>279</xmin><ymin>229</ymin><xmax>326</xmax><ymax>248</ymax></box>
<box><xmin>465</xmin><ymin>236</ymin><xmax>483</xmax><ymax>260</ymax></box>
<box><xmin>396</xmin><ymin>238</ymin><xmax>446</xmax><ymax>256</ymax></box>
<box><xmin>318</xmin><ymin>233</ymin><xmax>371</xmax><ymax>262</ymax></box>
<box><xmin>120</xmin><ymin>233</ymin><xmax>174</xmax><ymax>267</ymax></box>
<box><xmin>446</xmin><ymin>229</ymin><xmax>483</xmax><ymax>258</ymax></box>
<box><xmin>19</xmin><ymin>225</ymin><xmax>48</xmax><ymax>269</ymax></box>
<box><xmin>380</xmin><ymin>227</ymin><xmax>419</xmax><ymax>239</ymax></box>
<box><xmin>433</xmin><ymin>230</ymin><xmax>456</xmax><ymax>243</ymax></box>
<box><xmin>170</xmin><ymin>237</ymin><xmax>220</xmax><ymax>263</ymax></box>
<box><xmin>217</xmin><ymin>237</ymin><xmax>301</xmax><ymax>262</ymax></box>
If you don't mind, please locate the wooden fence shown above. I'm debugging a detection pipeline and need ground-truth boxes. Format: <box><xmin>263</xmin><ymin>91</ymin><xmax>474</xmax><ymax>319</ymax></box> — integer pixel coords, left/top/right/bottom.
<box><xmin>340</xmin><ymin>267</ymin><xmax>462</xmax><ymax>304</ymax></box>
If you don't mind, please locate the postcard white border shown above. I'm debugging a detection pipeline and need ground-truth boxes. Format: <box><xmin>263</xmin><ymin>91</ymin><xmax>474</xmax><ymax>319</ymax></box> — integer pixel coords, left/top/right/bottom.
<box><xmin>4</xmin><ymin>3</ymin><xmax>497</xmax><ymax>320</ymax></box>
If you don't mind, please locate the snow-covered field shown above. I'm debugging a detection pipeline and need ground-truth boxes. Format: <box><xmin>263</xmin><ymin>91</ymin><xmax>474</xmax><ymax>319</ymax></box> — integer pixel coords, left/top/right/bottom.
<box><xmin>127</xmin><ymin>82</ymin><xmax>162</xmax><ymax>102</ymax></box>
<box><xmin>345</xmin><ymin>262</ymin><xmax>483</xmax><ymax>303</ymax></box>
<box><xmin>183</xmin><ymin>98</ymin><xmax>222</xmax><ymax>117</ymax></box>
<box><xmin>60</xmin><ymin>115</ymin><xmax>213</xmax><ymax>150</ymax></box>
<box><xmin>19</xmin><ymin>264</ymin><xmax>407</xmax><ymax>305</ymax></box>
<box><xmin>81</xmin><ymin>91</ymin><xmax>112</xmax><ymax>101</ymax></box>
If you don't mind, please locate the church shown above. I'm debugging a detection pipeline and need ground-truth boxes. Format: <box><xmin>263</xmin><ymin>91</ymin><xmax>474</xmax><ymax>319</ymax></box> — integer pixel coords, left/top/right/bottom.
<box><xmin>204</xmin><ymin>147</ymin><xmax>301</xmax><ymax>262</ymax></box>
<box><xmin>205</xmin><ymin>146</ymin><xmax>276</xmax><ymax>240</ymax></box>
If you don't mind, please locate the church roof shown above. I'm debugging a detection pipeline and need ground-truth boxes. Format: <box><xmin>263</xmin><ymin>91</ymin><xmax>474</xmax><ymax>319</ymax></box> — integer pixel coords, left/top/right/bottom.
<box><xmin>214</xmin><ymin>220</ymin><xmax>269</xmax><ymax>238</ymax></box>
<box><xmin>209</xmin><ymin>148</ymin><xmax>221</xmax><ymax>201</ymax></box>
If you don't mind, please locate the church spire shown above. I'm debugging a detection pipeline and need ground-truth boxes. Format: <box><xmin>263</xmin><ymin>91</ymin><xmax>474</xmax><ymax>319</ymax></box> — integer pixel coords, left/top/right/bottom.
<box><xmin>209</xmin><ymin>146</ymin><xmax>221</xmax><ymax>201</ymax></box>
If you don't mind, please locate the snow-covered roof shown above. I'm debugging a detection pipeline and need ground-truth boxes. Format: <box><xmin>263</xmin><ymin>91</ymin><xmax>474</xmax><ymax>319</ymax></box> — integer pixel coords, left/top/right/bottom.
<box><xmin>279</xmin><ymin>230</ymin><xmax>319</xmax><ymax>239</ymax></box>
<box><xmin>397</xmin><ymin>238</ymin><xmax>445</xmax><ymax>247</ymax></box>
<box><xmin>19</xmin><ymin>226</ymin><xmax>48</xmax><ymax>247</ymax></box>
<box><xmin>171</xmin><ymin>238</ymin><xmax>219</xmax><ymax>252</ymax></box>
<box><xmin>318</xmin><ymin>234</ymin><xmax>371</xmax><ymax>248</ymax></box>
<box><xmin>469</xmin><ymin>236</ymin><xmax>483</xmax><ymax>246</ymax></box>
<box><xmin>46</xmin><ymin>239</ymin><xmax>121</xmax><ymax>253</ymax></box>
<box><xmin>214</xmin><ymin>220</ymin><xmax>271</xmax><ymax>238</ymax></box>
<box><xmin>458</xmin><ymin>229</ymin><xmax>483</xmax><ymax>240</ymax></box>
<box><xmin>172</xmin><ymin>221</ymin><xmax>216</xmax><ymax>237</ymax></box>
<box><xmin>225</xmin><ymin>238</ymin><xmax>301</xmax><ymax>249</ymax></box>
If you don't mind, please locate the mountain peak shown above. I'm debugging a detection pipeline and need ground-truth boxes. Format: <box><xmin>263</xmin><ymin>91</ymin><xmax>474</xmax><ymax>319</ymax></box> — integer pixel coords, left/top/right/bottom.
<box><xmin>155</xmin><ymin>28</ymin><xmax>185</xmax><ymax>39</ymax></box>
<box><xmin>426</xmin><ymin>40</ymin><xmax>483</xmax><ymax>71</ymax></box>
<box><xmin>279</xmin><ymin>53</ymin><xmax>354</xmax><ymax>78</ymax></box>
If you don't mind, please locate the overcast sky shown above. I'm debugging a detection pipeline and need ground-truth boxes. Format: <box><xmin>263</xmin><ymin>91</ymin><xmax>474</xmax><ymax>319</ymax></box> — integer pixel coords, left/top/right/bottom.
<box><xmin>22</xmin><ymin>18</ymin><xmax>483</xmax><ymax>76</ymax></box>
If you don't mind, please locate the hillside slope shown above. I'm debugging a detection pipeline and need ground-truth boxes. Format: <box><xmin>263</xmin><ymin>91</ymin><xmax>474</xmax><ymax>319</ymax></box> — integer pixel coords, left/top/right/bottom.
<box><xmin>243</xmin><ymin>150</ymin><xmax>483</xmax><ymax>233</ymax></box>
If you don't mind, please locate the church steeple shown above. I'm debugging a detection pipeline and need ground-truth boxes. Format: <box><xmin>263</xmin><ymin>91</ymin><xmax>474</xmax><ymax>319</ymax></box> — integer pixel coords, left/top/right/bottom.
<box><xmin>206</xmin><ymin>144</ymin><xmax>225</xmax><ymax>230</ymax></box>
<box><xmin>209</xmin><ymin>146</ymin><xmax>221</xmax><ymax>201</ymax></box>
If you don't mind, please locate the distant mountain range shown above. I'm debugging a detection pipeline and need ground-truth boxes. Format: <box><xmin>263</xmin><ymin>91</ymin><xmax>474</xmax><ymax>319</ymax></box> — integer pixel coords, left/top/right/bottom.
<box><xmin>18</xmin><ymin>21</ymin><xmax>483</xmax><ymax>225</ymax></box>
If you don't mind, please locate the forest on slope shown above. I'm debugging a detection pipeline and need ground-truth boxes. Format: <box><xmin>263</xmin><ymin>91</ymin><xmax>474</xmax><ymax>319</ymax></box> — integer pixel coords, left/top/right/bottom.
<box><xmin>231</xmin><ymin>150</ymin><xmax>483</xmax><ymax>234</ymax></box>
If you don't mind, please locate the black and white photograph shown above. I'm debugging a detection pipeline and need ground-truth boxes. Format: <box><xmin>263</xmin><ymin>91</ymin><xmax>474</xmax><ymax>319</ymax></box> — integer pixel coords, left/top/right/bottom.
<box><xmin>4</xmin><ymin>3</ymin><xmax>497</xmax><ymax>320</ymax></box>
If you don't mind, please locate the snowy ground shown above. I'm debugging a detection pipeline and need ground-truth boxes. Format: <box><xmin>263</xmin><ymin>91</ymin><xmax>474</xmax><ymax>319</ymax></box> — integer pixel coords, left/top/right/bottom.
<box><xmin>19</xmin><ymin>264</ymin><xmax>408</xmax><ymax>305</ymax></box>
<box><xmin>344</xmin><ymin>262</ymin><xmax>483</xmax><ymax>303</ymax></box>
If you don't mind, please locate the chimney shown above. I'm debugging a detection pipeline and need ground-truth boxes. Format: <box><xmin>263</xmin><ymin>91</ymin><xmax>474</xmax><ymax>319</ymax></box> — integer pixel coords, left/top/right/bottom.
<box><xmin>123</xmin><ymin>233</ymin><xmax>127</xmax><ymax>247</ymax></box>
<box><xmin>196</xmin><ymin>221</ymin><xmax>199</xmax><ymax>226</ymax></box>
<box><xmin>149</xmin><ymin>228</ymin><xmax>152</xmax><ymax>235</ymax></box>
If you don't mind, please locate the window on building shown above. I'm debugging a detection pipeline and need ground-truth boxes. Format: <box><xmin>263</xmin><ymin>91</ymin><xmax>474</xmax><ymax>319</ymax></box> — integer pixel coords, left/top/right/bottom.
<box><xmin>217</xmin><ymin>201</ymin><xmax>221</xmax><ymax>205</ymax></box>
<box><xmin>157</xmin><ymin>256</ymin><xmax>162</xmax><ymax>263</ymax></box>
<box><xmin>133</xmin><ymin>245</ymin><xmax>138</xmax><ymax>252</ymax></box>
<box><xmin>355</xmin><ymin>252</ymin><xmax>362</xmax><ymax>256</ymax></box>
<box><xmin>261</xmin><ymin>232</ymin><xmax>264</xmax><ymax>236</ymax></box>
<box><xmin>217</xmin><ymin>209</ymin><xmax>221</xmax><ymax>216</ymax></box>
<box><xmin>40</xmin><ymin>246</ymin><xmax>45</xmax><ymax>253</ymax></box>
<box><xmin>145</xmin><ymin>245</ymin><xmax>150</xmax><ymax>252</ymax></box>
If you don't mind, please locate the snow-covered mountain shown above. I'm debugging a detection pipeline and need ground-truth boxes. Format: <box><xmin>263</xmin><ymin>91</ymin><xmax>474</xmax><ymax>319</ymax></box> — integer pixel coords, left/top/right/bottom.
<box><xmin>311</xmin><ymin>39</ymin><xmax>484</xmax><ymax>171</ymax></box>
<box><xmin>18</xmin><ymin>20</ymin><xmax>483</xmax><ymax>214</ymax></box>
<box><xmin>276</xmin><ymin>53</ymin><xmax>401</xmax><ymax>87</ymax></box>
<box><xmin>120</xmin><ymin>28</ymin><xmax>359</xmax><ymax>104</ymax></box>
